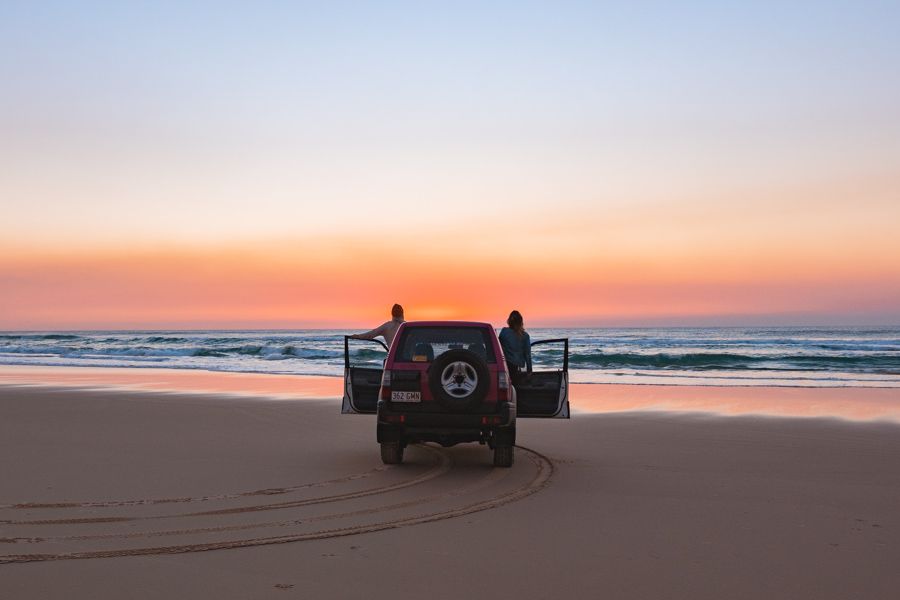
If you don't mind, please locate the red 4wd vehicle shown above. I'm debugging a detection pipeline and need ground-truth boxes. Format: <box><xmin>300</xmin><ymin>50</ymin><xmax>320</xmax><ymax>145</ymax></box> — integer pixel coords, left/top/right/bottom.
<box><xmin>342</xmin><ymin>321</ymin><xmax>569</xmax><ymax>467</ymax></box>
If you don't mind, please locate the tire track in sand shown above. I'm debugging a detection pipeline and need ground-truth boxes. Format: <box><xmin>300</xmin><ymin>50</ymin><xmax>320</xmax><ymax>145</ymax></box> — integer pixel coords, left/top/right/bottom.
<box><xmin>2</xmin><ymin>446</ymin><xmax>450</xmax><ymax>526</ymax></box>
<box><xmin>0</xmin><ymin>445</ymin><xmax>553</xmax><ymax>564</ymax></box>
<box><xmin>0</xmin><ymin>465</ymin><xmax>389</xmax><ymax>510</ymax></box>
<box><xmin>9</xmin><ymin>456</ymin><xmax>512</xmax><ymax>544</ymax></box>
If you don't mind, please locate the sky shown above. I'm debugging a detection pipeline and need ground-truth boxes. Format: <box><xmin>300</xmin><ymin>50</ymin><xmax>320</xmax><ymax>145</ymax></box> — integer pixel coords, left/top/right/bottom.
<box><xmin>1</xmin><ymin>1</ymin><xmax>899</xmax><ymax>329</ymax></box>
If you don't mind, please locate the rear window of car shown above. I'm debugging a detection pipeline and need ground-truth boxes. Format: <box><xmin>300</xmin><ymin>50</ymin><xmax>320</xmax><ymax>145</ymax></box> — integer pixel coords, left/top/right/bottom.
<box><xmin>394</xmin><ymin>327</ymin><xmax>496</xmax><ymax>364</ymax></box>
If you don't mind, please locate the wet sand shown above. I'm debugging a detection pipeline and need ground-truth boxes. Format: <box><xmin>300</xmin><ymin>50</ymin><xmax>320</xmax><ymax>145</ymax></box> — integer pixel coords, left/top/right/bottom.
<box><xmin>2</xmin><ymin>364</ymin><xmax>899</xmax><ymax>422</ymax></box>
<box><xmin>1</xmin><ymin>379</ymin><xmax>899</xmax><ymax>599</ymax></box>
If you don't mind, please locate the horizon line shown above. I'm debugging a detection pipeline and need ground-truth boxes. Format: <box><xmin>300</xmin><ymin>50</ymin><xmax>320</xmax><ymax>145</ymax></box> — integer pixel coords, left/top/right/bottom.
<box><xmin>2</xmin><ymin>323</ymin><xmax>898</xmax><ymax>333</ymax></box>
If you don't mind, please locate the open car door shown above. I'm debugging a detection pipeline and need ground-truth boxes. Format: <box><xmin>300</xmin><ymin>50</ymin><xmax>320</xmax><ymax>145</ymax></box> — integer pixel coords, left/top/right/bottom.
<box><xmin>341</xmin><ymin>336</ymin><xmax>388</xmax><ymax>414</ymax></box>
<box><xmin>515</xmin><ymin>338</ymin><xmax>570</xmax><ymax>418</ymax></box>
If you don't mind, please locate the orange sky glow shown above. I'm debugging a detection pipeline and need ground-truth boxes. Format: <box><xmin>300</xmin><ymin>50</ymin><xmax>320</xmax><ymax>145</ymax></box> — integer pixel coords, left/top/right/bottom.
<box><xmin>2</xmin><ymin>215</ymin><xmax>898</xmax><ymax>329</ymax></box>
<box><xmin>3</xmin><ymin>175</ymin><xmax>898</xmax><ymax>329</ymax></box>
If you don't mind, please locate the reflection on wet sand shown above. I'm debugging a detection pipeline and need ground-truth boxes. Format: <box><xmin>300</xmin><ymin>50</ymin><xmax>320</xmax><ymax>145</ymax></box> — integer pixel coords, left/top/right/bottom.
<box><xmin>1</xmin><ymin>365</ymin><xmax>897</xmax><ymax>423</ymax></box>
<box><xmin>572</xmin><ymin>383</ymin><xmax>900</xmax><ymax>422</ymax></box>
<box><xmin>0</xmin><ymin>365</ymin><xmax>340</xmax><ymax>398</ymax></box>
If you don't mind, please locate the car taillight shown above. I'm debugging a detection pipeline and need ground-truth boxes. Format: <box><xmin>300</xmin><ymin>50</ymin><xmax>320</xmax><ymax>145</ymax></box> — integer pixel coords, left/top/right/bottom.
<box><xmin>380</xmin><ymin>370</ymin><xmax>392</xmax><ymax>401</ymax></box>
<box><xmin>498</xmin><ymin>371</ymin><xmax>509</xmax><ymax>402</ymax></box>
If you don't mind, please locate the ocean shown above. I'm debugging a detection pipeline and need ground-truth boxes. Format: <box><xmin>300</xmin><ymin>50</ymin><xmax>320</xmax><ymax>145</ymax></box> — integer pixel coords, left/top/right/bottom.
<box><xmin>0</xmin><ymin>327</ymin><xmax>898</xmax><ymax>388</ymax></box>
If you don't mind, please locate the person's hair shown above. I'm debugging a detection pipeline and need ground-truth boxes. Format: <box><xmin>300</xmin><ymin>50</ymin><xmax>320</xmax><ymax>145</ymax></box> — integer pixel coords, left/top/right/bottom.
<box><xmin>507</xmin><ymin>310</ymin><xmax>525</xmax><ymax>337</ymax></box>
<box><xmin>391</xmin><ymin>304</ymin><xmax>404</xmax><ymax>319</ymax></box>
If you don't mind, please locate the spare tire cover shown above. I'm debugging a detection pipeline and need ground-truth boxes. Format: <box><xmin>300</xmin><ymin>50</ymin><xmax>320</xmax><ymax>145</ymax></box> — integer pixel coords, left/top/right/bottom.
<box><xmin>428</xmin><ymin>349</ymin><xmax>490</xmax><ymax>410</ymax></box>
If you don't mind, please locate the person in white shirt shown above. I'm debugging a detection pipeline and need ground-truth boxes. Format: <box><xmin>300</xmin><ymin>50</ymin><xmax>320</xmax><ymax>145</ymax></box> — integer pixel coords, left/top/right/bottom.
<box><xmin>350</xmin><ymin>304</ymin><xmax>405</xmax><ymax>348</ymax></box>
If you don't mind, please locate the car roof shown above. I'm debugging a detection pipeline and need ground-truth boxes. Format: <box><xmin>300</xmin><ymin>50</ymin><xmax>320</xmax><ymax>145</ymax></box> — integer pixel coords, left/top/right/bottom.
<box><xmin>400</xmin><ymin>320</ymin><xmax>493</xmax><ymax>328</ymax></box>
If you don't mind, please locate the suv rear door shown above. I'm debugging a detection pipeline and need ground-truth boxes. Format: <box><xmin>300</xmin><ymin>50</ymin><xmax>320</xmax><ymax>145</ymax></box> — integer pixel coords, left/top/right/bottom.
<box><xmin>341</xmin><ymin>336</ymin><xmax>387</xmax><ymax>414</ymax></box>
<box><xmin>515</xmin><ymin>338</ymin><xmax>570</xmax><ymax>418</ymax></box>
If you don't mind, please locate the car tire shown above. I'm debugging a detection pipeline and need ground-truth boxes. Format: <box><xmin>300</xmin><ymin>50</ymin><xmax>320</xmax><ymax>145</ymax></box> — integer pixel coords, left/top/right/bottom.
<box><xmin>494</xmin><ymin>425</ymin><xmax>516</xmax><ymax>447</ymax></box>
<box><xmin>428</xmin><ymin>349</ymin><xmax>490</xmax><ymax>410</ymax></box>
<box><xmin>493</xmin><ymin>445</ymin><xmax>514</xmax><ymax>468</ymax></box>
<box><xmin>380</xmin><ymin>441</ymin><xmax>404</xmax><ymax>465</ymax></box>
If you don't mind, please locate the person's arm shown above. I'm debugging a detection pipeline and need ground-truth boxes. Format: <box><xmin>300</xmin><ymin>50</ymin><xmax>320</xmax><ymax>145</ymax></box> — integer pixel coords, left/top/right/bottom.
<box><xmin>524</xmin><ymin>333</ymin><xmax>533</xmax><ymax>373</ymax></box>
<box><xmin>498</xmin><ymin>328</ymin><xmax>511</xmax><ymax>361</ymax></box>
<box><xmin>350</xmin><ymin>322</ymin><xmax>386</xmax><ymax>340</ymax></box>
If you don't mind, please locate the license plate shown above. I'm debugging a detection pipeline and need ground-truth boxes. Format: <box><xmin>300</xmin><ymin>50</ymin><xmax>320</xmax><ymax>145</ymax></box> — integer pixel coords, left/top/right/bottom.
<box><xmin>391</xmin><ymin>391</ymin><xmax>421</xmax><ymax>403</ymax></box>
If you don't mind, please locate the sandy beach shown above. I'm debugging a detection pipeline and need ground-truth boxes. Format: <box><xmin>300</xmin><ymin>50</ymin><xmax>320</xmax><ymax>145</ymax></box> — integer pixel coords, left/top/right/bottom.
<box><xmin>1</xmin><ymin>373</ymin><xmax>898</xmax><ymax>599</ymax></box>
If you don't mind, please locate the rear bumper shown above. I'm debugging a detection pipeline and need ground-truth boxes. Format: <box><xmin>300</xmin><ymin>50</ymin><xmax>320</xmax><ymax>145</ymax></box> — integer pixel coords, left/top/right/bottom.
<box><xmin>377</xmin><ymin>399</ymin><xmax>514</xmax><ymax>426</ymax></box>
<box><xmin>376</xmin><ymin>400</ymin><xmax>515</xmax><ymax>446</ymax></box>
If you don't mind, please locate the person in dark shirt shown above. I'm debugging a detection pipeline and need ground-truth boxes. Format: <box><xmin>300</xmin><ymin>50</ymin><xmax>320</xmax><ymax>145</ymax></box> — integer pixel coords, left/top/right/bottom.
<box><xmin>498</xmin><ymin>310</ymin><xmax>531</xmax><ymax>383</ymax></box>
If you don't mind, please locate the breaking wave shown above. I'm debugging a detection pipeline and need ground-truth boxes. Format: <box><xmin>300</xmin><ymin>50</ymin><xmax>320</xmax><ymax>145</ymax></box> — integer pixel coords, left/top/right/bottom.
<box><xmin>561</xmin><ymin>351</ymin><xmax>900</xmax><ymax>372</ymax></box>
<box><xmin>1</xmin><ymin>327</ymin><xmax>898</xmax><ymax>387</ymax></box>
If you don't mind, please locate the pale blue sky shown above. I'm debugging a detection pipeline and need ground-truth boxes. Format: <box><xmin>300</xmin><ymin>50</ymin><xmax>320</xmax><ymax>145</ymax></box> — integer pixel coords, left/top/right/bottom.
<box><xmin>2</xmin><ymin>1</ymin><xmax>898</xmax><ymax>245</ymax></box>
